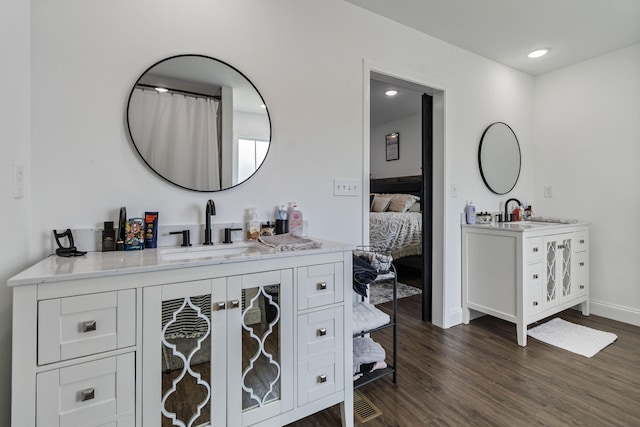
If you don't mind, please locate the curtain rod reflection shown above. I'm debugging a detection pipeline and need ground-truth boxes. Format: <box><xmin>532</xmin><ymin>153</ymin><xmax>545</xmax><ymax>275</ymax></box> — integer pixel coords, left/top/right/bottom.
<box><xmin>135</xmin><ymin>83</ymin><xmax>221</xmax><ymax>101</ymax></box>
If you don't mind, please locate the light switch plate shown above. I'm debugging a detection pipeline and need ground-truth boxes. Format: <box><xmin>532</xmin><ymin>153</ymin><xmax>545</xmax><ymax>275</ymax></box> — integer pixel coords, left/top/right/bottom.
<box><xmin>14</xmin><ymin>162</ymin><xmax>24</xmax><ymax>199</ymax></box>
<box><xmin>334</xmin><ymin>179</ymin><xmax>360</xmax><ymax>196</ymax></box>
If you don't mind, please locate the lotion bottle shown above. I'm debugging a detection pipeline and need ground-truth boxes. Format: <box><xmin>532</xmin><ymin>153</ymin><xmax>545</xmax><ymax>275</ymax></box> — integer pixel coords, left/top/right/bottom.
<box><xmin>289</xmin><ymin>202</ymin><xmax>304</xmax><ymax>235</ymax></box>
<box><xmin>465</xmin><ymin>200</ymin><xmax>476</xmax><ymax>224</ymax></box>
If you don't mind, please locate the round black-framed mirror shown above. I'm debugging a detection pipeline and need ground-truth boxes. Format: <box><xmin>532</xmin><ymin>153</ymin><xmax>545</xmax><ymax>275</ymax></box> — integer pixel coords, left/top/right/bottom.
<box><xmin>478</xmin><ymin>122</ymin><xmax>521</xmax><ymax>195</ymax></box>
<box><xmin>127</xmin><ymin>54</ymin><xmax>271</xmax><ymax>192</ymax></box>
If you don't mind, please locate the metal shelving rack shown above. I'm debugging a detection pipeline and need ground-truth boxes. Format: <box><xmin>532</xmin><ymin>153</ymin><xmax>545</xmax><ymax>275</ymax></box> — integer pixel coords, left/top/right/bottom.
<box><xmin>353</xmin><ymin>262</ymin><xmax>397</xmax><ymax>389</ymax></box>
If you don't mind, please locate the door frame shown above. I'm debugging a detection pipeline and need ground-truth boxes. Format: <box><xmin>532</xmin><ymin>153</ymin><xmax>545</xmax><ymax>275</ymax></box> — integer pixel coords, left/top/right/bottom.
<box><xmin>361</xmin><ymin>59</ymin><xmax>447</xmax><ymax>327</ymax></box>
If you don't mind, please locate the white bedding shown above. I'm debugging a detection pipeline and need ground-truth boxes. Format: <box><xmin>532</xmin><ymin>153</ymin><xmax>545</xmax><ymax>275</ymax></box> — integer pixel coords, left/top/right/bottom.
<box><xmin>369</xmin><ymin>211</ymin><xmax>422</xmax><ymax>259</ymax></box>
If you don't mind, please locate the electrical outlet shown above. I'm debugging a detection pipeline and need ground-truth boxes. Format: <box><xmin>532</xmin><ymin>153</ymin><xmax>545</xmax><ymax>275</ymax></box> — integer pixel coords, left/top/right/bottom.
<box><xmin>544</xmin><ymin>185</ymin><xmax>554</xmax><ymax>198</ymax></box>
<box><xmin>451</xmin><ymin>183</ymin><xmax>458</xmax><ymax>198</ymax></box>
<box><xmin>14</xmin><ymin>163</ymin><xmax>24</xmax><ymax>199</ymax></box>
<box><xmin>333</xmin><ymin>179</ymin><xmax>360</xmax><ymax>196</ymax></box>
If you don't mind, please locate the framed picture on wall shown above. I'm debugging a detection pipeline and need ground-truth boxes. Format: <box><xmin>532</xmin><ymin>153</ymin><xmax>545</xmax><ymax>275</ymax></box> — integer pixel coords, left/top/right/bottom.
<box><xmin>385</xmin><ymin>132</ymin><xmax>399</xmax><ymax>161</ymax></box>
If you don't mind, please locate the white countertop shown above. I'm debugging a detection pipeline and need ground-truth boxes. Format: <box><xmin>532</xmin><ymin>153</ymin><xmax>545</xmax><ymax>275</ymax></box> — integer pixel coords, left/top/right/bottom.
<box><xmin>461</xmin><ymin>221</ymin><xmax>588</xmax><ymax>232</ymax></box>
<box><xmin>8</xmin><ymin>238</ymin><xmax>353</xmax><ymax>287</ymax></box>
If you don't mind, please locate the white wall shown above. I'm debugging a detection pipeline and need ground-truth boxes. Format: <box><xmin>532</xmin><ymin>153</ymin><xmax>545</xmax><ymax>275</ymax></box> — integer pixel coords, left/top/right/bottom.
<box><xmin>533</xmin><ymin>44</ymin><xmax>640</xmax><ymax>325</ymax></box>
<box><xmin>0</xmin><ymin>0</ymin><xmax>30</xmax><ymax>424</ymax></box>
<box><xmin>2</xmin><ymin>1</ymin><xmax>536</xmax><ymax>421</ymax></box>
<box><xmin>28</xmin><ymin>0</ymin><xmax>534</xmax><ymax>327</ymax></box>
<box><xmin>371</xmin><ymin>113</ymin><xmax>422</xmax><ymax>179</ymax></box>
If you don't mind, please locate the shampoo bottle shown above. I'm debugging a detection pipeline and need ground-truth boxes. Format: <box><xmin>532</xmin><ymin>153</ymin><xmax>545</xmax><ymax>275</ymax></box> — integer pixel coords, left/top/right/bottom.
<box><xmin>465</xmin><ymin>200</ymin><xmax>476</xmax><ymax>225</ymax></box>
<box><xmin>289</xmin><ymin>202</ymin><xmax>304</xmax><ymax>235</ymax></box>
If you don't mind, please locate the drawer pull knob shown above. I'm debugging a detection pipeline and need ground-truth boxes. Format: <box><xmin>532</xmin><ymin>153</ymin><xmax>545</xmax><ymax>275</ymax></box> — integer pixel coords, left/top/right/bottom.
<box><xmin>580</xmin><ymin>239</ymin><xmax>585</xmax><ymax>244</ymax></box>
<box><xmin>317</xmin><ymin>328</ymin><xmax>327</xmax><ymax>336</ymax></box>
<box><xmin>82</xmin><ymin>320</ymin><xmax>97</xmax><ymax>333</ymax></box>
<box><xmin>533</xmin><ymin>301</ymin><xmax>539</xmax><ymax>306</ymax></box>
<box><xmin>318</xmin><ymin>374</ymin><xmax>327</xmax><ymax>383</ymax></box>
<box><xmin>80</xmin><ymin>388</ymin><xmax>95</xmax><ymax>402</ymax></box>
<box><xmin>579</xmin><ymin>285</ymin><xmax>585</xmax><ymax>290</ymax></box>
<box><xmin>229</xmin><ymin>300</ymin><xmax>240</xmax><ymax>309</ymax></box>
<box><xmin>532</xmin><ymin>247</ymin><xmax>539</xmax><ymax>253</ymax></box>
<box><xmin>558</xmin><ymin>244</ymin><xmax>565</xmax><ymax>249</ymax></box>
<box><xmin>215</xmin><ymin>301</ymin><xmax>226</xmax><ymax>311</ymax></box>
<box><xmin>579</xmin><ymin>262</ymin><xmax>585</xmax><ymax>267</ymax></box>
<box><xmin>533</xmin><ymin>274</ymin><xmax>539</xmax><ymax>279</ymax></box>
<box><xmin>317</xmin><ymin>282</ymin><xmax>327</xmax><ymax>291</ymax></box>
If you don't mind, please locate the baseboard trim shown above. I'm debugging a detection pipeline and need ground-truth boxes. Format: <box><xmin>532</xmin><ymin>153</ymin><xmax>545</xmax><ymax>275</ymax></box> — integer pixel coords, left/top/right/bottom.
<box><xmin>588</xmin><ymin>299</ymin><xmax>640</xmax><ymax>327</ymax></box>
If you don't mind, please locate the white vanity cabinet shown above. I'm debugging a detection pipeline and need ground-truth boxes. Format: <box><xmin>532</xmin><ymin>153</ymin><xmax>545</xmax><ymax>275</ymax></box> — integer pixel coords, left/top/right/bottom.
<box><xmin>9</xmin><ymin>241</ymin><xmax>353</xmax><ymax>427</ymax></box>
<box><xmin>462</xmin><ymin>223</ymin><xmax>589</xmax><ymax>346</ymax></box>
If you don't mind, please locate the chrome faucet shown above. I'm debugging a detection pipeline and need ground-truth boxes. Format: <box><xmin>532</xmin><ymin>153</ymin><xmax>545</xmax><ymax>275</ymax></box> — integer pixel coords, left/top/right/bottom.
<box><xmin>504</xmin><ymin>198</ymin><xmax>521</xmax><ymax>221</ymax></box>
<box><xmin>203</xmin><ymin>199</ymin><xmax>216</xmax><ymax>245</ymax></box>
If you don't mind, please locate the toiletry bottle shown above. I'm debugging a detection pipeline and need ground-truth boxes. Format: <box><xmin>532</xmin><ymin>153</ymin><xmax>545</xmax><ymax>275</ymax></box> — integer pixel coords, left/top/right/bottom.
<box><xmin>512</xmin><ymin>205</ymin><xmax>521</xmax><ymax>221</ymax></box>
<box><xmin>465</xmin><ymin>200</ymin><xmax>476</xmax><ymax>224</ymax></box>
<box><xmin>289</xmin><ymin>202</ymin><xmax>304</xmax><ymax>235</ymax></box>
<box><xmin>246</xmin><ymin>208</ymin><xmax>260</xmax><ymax>240</ymax></box>
<box><xmin>102</xmin><ymin>221</ymin><xmax>116</xmax><ymax>252</ymax></box>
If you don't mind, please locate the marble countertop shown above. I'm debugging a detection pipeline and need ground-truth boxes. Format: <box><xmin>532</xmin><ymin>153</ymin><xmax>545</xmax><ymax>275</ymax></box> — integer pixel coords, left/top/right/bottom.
<box><xmin>8</xmin><ymin>238</ymin><xmax>353</xmax><ymax>287</ymax></box>
<box><xmin>461</xmin><ymin>221</ymin><xmax>588</xmax><ymax>232</ymax></box>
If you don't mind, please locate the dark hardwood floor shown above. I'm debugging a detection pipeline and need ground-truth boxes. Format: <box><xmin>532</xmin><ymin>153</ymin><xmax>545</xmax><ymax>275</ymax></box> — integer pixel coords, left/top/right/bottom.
<box><xmin>288</xmin><ymin>277</ymin><xmax>640</xmax><ymax>426</ymax></box>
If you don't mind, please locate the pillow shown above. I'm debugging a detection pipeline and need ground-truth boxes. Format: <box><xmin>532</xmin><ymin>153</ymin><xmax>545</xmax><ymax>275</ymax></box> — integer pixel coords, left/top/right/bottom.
<box><xmin>381</xmin><ymin>193</ymin><xmax>420</xmax><ymax>212</ymax></box>
<box><xmin>370</xmin><ymin>196</ymin><xmax>392</xmax><ymax>212</ymax></box>
<box><xmin>407</xmin><ymin>201</ymin><xmax>421</xmax><ymax>212</ymax></box>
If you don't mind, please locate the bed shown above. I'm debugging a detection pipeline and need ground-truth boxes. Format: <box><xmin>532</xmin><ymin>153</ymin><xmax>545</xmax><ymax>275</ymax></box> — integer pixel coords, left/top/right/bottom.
<box><xmin>369</xmin><ymin>175</ymin><xmax>423</xmax><ymax>261</ymax></box>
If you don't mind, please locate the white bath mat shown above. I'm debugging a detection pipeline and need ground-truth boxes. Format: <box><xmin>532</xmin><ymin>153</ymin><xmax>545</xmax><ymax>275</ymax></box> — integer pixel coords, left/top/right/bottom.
<box><xmin>527</xmin><ymin>317</ymin><xmax>617</xmax><ymax>358</ymax></box>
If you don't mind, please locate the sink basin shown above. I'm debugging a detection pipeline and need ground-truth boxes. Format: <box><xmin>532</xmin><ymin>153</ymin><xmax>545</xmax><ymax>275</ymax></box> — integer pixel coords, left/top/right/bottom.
<box><xmin>161</xmin><ymin>242</ymin><xmax>265</xmax><ymax>261</ymax></box>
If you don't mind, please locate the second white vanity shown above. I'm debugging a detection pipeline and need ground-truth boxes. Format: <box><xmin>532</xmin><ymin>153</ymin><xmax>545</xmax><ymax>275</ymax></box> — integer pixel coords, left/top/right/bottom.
<box><xmin>9</xmin><ymin>240</ymin><xmax>354</xmax><ymax>427</ymax></box>
<box><xmin>462</xmin><ymin>222</ymin><xmax>589</xmax><ymax>346</ymax></box>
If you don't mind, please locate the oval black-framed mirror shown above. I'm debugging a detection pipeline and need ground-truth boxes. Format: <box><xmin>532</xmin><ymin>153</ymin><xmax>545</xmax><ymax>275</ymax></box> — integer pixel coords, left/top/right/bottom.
<box><xmin>478</xmin><ymin>122</ymin><xmax>521</xmax><ymax>195</ymax></box>
<box><xmin>127</xmin><ymin>54</ymin><xmax>271</xmax><ymax>192</ymax></box>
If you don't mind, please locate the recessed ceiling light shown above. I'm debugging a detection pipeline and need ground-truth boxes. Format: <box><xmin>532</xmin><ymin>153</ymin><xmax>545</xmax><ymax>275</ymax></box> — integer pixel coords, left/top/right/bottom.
<box><xmin>527</xmin><ymin>49</ymin><xmax>550</xmax><ymax>59</ymax></box>
<box><xmin>385</xmin><ymin>90</ymin><xmax>398</xmax><ymax>96</ymax></box>
<box><xmin>155</xmin><ymin>87</ymin><xmax>169</xmax><ymax>93</ymax></box>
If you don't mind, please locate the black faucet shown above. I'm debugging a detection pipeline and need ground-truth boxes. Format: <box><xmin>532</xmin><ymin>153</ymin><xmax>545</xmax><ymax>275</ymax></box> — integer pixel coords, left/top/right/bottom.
<box><xmin>203</xmin><ymin>199</ymin><xmax>216</xmax><ymax>245</ymax></box>
<box><xmin>223</xmin><ymin>227</ymin><xmax>243</xmax><ymax>244</ymax></box>
<box><xmin>505</xmin><ymin>198</ymin><xmax>521</xmax><ymax>221</ymax></box>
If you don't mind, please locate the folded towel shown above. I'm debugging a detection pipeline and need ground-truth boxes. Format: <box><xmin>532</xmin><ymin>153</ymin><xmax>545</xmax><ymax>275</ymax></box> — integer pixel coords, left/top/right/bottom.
<box><xmin>258</xmin><ymin>233</ymin><xmax>321</xmax><ymax>252</ymax></box>
<box><xmin>353</xmin><ymin>255</ymin><xmax>378</xmax><ymax>297</ymax></box>
<box><xmin>353</xmin><ymin>336</ymin><xmax>386</xmax><ymax>374</ymax></box>
<box><xmin>353</xmin><ymin>249</ymin><xmax>393</xmax><ymax>273</ymax></box>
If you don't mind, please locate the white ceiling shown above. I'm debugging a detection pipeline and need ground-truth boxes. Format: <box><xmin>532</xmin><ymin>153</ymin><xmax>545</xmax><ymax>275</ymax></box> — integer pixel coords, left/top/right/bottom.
<box><xmin>346</xmin><ymin>0</ymin><xmax>640</xmax><ymax>76</ymax></box>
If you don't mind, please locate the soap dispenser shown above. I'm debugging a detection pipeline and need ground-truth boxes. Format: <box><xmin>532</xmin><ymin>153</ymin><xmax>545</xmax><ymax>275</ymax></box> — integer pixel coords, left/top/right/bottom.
<box><xmin>246</xmin><ymin>208</ymin><xmax>259</xmax><ymax>241</ymax></box>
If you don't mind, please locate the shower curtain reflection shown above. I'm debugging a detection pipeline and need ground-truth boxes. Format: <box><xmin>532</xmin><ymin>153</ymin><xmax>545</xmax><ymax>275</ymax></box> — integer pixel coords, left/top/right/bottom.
<box><xmin>129</xmin><ymin>88</ymin><xmax>221</xmax><ymax>190</ymax></box>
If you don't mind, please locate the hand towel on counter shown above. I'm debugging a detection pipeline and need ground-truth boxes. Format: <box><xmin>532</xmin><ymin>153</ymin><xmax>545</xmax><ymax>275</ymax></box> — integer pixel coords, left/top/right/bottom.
<box><xmin>258</xmin><ymin>233</ymin><xmax>321</xmax><ymax>251</ymax></box>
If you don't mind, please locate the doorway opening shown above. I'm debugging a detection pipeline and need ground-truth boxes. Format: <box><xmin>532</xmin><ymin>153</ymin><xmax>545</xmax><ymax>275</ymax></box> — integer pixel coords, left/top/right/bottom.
<box><xmin>364</xmin><ymin>67</ymin><xmax>445</xmax><ymax>325</ymax></box>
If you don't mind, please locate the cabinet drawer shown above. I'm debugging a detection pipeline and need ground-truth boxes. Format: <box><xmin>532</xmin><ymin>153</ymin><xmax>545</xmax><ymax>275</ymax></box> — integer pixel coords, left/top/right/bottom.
<box><xmin>297</xmin><ymin>349</ymin><xmax>344</xmax><ymax>406</ymax></box>
<box><xmin>526</xmin><ymin>237</ymin><xmax>543</xmax><ymax>263</ymax></box>
<box><xmin>298</xmin><ymin>307</ymin><xmax>344</xmax><ymax>359</ymax></box>
<box><xmin>574</xmin><ymin>252</ymin><xmax>588</xmax><ymax>296</ymax></box>
<box><xmin>39</xmin><ymin>290</ymin><xmax>136</xmax><ymax>364</ymax></box>
<box><xmin>575</xmin><ymin>231</ymin><xmax>588</xmax><ymax>252</ymax></box>
<box><xmin>524</xmin><ymin>264</ymin><xmax>543</xmax><ymax>315</ymax></box>
<box><xmin>297</xmin><ymin>263</ymin><xmax>344</xmax><ymax>310</ymax></box>
<box><xmin>36</xmin><ymin>353</ymin><xmax>135</xmax><ymax>427</ymax></box>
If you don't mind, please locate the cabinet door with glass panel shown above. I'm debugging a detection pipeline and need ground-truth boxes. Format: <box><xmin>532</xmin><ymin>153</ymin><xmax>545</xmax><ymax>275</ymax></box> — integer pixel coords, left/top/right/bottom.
<box><xmin>543</xmin><ymin>233</ymin><xmax>576</xmax><ymax>308</ymax></box>
<box><xmin>142</xmin><ymin>270</ymin><xmax>294</xmax><ymax>427</ymax></box>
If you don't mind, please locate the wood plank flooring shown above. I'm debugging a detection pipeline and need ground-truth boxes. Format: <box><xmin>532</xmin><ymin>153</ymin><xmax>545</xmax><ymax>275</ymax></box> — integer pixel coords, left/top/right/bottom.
<box><xmin>287</xmin><ymin>292</ymin><xmax>640</xmax><ymax>426</ymax></box>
